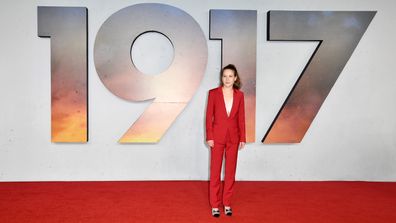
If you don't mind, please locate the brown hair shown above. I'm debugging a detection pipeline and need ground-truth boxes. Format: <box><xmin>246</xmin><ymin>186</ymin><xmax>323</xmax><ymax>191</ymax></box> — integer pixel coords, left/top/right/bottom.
<box><xmin>220</xmin><ymin>64</ymin><xmax>242</xmax><ymax>89</ymax></box>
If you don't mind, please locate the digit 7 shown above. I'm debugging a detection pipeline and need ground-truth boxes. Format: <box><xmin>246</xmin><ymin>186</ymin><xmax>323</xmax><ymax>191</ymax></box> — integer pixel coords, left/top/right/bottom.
<box><xmin>264</xmin><ymin>11</ymin><xmax>376</xmax><ymax>143</ymax></box>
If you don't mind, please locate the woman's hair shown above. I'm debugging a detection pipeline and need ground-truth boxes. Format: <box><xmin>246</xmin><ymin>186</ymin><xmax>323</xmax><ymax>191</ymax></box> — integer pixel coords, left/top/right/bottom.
<box><xmin>220</xmin><ymin>64</ymin><xmax>242</xmax><ymax>89</ymax></box>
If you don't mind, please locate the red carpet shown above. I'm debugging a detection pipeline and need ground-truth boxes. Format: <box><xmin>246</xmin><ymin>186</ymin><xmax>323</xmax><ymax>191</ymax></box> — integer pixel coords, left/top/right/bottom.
<box><xmin>1</xmin><ymin>181</ymin><xmax>395</xmax><ymax>223</ymax></box>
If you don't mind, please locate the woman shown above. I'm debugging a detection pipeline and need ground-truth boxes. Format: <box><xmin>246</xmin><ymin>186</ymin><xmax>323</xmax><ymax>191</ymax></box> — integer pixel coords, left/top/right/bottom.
<box><xmin>205</xmin><ymin>64</ymin><xmax>246</xmax><ymax>217</ymax></box>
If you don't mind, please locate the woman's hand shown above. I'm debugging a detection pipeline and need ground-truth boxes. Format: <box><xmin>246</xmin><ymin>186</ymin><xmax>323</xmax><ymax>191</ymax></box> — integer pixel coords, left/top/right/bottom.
<box><xmin>239</xmin><ymin>142</ymin><xmax>246</xmax><ymax>150</ymax></box>
<box><xmin>207</xmin><ymin>140</ymin><xmax>214</xmax><ymax>148</ymax></box>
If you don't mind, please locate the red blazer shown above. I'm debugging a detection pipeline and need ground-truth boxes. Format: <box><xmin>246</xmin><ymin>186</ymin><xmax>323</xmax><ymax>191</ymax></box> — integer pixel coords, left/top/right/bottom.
<box><xmin>206</xmin><ymin>86</ymin><xmax>246</xmax><ymax>144</ymax></box>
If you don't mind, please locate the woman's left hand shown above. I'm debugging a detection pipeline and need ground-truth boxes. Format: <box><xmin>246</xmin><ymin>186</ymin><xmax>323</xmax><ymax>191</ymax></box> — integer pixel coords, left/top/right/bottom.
<box><xmin>239</xmin><ymin>142</ymin><xmax>245</xmax><ymax>150</ymax></box>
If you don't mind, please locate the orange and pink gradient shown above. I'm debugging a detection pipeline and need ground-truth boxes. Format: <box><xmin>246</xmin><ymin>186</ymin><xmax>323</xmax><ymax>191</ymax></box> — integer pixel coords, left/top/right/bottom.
<box><xmin>38</xmin><ymin>7</ymin><xmax>88</xmax><ymax>142</ymax></box>
<box><xmin>94</xmin><ymin>4</ymin><xmax>207</xmax><ymax>143</ymax></box>
<box><xmin>210</xmin><ymin>10</ymin><xmax>257</xmax><ymax>143</ymax></box>
<box><xmin>264</xmin><ymin>11</ymin><xmax>376</xmax><ymax>143</ymax></box>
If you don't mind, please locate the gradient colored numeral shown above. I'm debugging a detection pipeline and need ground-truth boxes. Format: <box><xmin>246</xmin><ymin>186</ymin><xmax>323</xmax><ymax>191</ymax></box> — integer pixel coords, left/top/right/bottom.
<box><xmin>38</xmin><ymin>7</ymin><xmax>88</xmax><ymax>142</ymax></box>
<box><xmin>94</xmin><ymin>3</ymin><xmax>208</xmax><ymax>143</ymax></box>
<box><xmin>209</xmin><ymin>10</ymin><xmax>257</xmax><ymax>143</ymax></box>
<box><xmin>263</xmin><ymin>11</ymin><xmax>376</xmax><ymax>143</ymax></box>
<box><xmin>37</xmin><ymin>6</ymin><xmax>376</xmax><ymax>144</ymax></box>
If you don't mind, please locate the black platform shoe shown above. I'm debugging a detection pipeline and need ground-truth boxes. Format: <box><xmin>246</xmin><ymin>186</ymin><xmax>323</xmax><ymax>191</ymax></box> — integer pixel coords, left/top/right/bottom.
<box><xmin>212</xmin><ymin>208</ymin><xmax>220</xmax><ymax>217</ymax></box>
<box><xmin>224</xmin><ymin>207</ymin><xmax>232</xmax><ymax>216</ymax></box>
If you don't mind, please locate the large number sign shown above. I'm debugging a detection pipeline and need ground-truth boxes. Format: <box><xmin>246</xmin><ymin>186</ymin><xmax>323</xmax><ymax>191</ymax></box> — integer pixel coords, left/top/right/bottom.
<box><xmin>37</xmin><ymin>4</ymin><xmax>376</xmax><ymax>144</ymax></box>
<box><xmin>264</xmin><ymin>11</ymin><xmax>376</xmax><ymax>143</ymax></box>
<box><xmin>38</xmin><ymin>7</ymin><xmax>88</xmax><ymax>142</ymax></box>
<box><xmin>94</xmin><ymin>4</ymin><xmax>207</xmax><ymax>143</ymax></box>
<box><xmin>210</xmin><ymin>10</ymin><xmax>257</xmax><ymax>143</ymax></box>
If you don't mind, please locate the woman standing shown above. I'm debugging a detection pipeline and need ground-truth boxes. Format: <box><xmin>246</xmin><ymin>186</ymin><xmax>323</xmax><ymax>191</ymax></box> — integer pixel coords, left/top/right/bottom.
<box><xmin>205</xmin><ymin>64</ymin><xmax>246</xmax><ymax>217</ymax></box>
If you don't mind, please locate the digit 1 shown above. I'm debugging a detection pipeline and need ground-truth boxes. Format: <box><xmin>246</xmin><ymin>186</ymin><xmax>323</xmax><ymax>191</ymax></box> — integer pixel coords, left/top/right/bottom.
<box><xmin>94</xmin><ymin>3</ymin><xmax>208</xmax><ymax>143</ymax></box>
<box><xmin>264</xmin><ymin>11</ymin><xmax>376</xmax><ymax>143</ymax></box>
<box><xmin>210</xmin><ymin>10</ymin><xmax>257</xmax><ymax>143</ymax></box>
<box><xmin>38</xmin><ymin>7</ymin><xmax>88</xmax><ymax>142</ymax></box>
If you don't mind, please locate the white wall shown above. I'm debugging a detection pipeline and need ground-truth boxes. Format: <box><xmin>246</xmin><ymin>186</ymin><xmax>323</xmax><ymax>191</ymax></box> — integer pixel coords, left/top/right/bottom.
<box><xmin>1</xmin><ymin>0</ymin><xmax>396</xmax><ymax>181</ymax></box>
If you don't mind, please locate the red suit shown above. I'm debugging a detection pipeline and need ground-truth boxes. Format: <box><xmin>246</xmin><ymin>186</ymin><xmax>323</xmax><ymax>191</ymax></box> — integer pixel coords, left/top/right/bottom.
<box><xmin>205</xmin><ymin>86</ymin><xmax>246</xmax><ymax>208</ymax></box>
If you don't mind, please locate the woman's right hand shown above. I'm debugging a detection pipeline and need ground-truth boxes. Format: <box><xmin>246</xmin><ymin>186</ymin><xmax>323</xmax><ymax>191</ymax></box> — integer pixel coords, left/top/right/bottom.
<box><xmin>207</xmin><ymin>140</ymin><xmax>214</xmax><ymax>148</ymax></box>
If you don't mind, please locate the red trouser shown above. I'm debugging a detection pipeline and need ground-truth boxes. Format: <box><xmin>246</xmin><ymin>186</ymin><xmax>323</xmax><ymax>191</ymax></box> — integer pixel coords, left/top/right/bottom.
<box><xmin>209</xmin><ymin>130</ymin><xmax>239</xmax><ymax>208</ymax></box>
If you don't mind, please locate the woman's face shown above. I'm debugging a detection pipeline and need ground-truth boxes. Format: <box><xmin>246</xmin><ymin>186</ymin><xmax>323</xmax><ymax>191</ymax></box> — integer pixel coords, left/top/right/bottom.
<box><xmin>222</xmin><ymin>69</ymin><xmax>237</xmax><ymax>88</ymax></box>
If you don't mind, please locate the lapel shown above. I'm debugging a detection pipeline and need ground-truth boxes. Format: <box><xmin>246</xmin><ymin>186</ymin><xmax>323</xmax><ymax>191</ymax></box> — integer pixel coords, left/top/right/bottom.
<box><xmin>217</xmin><ymin>86</ymin><xmax>237</xmax><ymax>118</ymax></box>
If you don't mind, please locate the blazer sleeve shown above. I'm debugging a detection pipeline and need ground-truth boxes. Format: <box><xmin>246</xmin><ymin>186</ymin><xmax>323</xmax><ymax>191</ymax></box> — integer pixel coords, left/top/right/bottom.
<box><xmin>238</xmin><ymin>92</ymin><xmax>246</xmax><ymax>143</ymax></box>
<box><xmin>205</xmin><ymin>90</ymin><xmax>214</xmax><ymax>141</ymax></box>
